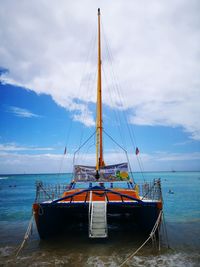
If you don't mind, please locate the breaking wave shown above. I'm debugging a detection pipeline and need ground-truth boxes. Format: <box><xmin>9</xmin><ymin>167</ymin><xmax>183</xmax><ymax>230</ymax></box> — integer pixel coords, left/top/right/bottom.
<box><xmin>2</xmin><ymin>251</ymin><xmax>198</xmax><ymax>267</ymax></box>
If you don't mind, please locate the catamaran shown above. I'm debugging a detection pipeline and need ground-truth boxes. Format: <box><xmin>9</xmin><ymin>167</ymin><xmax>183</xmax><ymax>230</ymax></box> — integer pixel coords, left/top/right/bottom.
<box><xmin>33</xmin><ymin>9</ymin><xmax>163</xmax><ymax>239</ymax></box>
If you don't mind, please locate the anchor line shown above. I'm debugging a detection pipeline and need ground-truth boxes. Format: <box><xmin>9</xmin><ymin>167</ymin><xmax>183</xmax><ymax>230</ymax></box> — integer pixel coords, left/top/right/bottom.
<box><xmin>119</xmin><ymin>210</ymin><xmax>163</xmax><ymax>267</ymax></box>
<box><xmin>15</xmin><ymin>212</ymin><xmax>34</xmax><ymax>257</ymax></box>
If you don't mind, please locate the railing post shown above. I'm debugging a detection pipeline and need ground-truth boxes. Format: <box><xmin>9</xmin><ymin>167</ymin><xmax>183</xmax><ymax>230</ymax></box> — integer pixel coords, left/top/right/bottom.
<box><xmin>89</xmin><ymin>190</ymin><xmax>93</xmax><ymax>235</ymax></box>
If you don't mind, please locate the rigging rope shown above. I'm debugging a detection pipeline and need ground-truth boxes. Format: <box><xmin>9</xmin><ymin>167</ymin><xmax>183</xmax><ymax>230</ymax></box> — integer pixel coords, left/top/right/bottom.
<box><xmin>15</xmin><ymin>213</ymin><xmax>34</xmax><ymax>257</ymax></box>
<box><xmin>119</xmin><ymin>210</ymin><xmax>163</xmax><ymax>267</ymax></box>
<box><xmin>162</xmin><ymin>212</ymin><xmax>170</xmax><ymax>249</ymax></box>
<box><xmin>72</xmin><ymin>131</ymin><xmax>96</xmax><ymax>179</ymax></box>
<box><xmin>57</xmin><ymin>25</ymin><xmax>97</xmax><ymax>176</ymax></box>
<box><xmin>75</xmin><ymin>27</ymin><xmax>97</xmax><ymax>162</ymax></box>
<box><xmin>103</xmin><ymin>130</ymin><xmax>135</xmax><ymax>183</ymax></box>
<box><xmin>102</xmin><ymin>64</ymin><xmax>127</xmax><ymax>152</ymax></box>
<box><xmin>101</xmin><ymin>21</ymin><xmax>146</xmax><ymax>181</ymax></box>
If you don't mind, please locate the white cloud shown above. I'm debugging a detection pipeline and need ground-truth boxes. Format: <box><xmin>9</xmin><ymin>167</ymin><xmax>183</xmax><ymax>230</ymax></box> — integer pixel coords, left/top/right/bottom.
<box><xmin>155</xmin><ymin>151</ymin><xmax>200</xmax><ymax>161</ymax></box>
<box><xmin>0</xmin><ymin>149</ymin><xmax>199</xmax><ymax>174</ymax></box>
<box><xmin>0</xmin><ymin>0</ymin><xmax>200</xmax><ymax>138</ymax></box>
<box><xmin>7</xmin><ymin>106</ymin><xmax>40</xmax><ymax>118</ymax></box>
<box><xmin>129</xmin><ymin>99</ymin><xmax>200</xmax><ymax>140</ymax></box>
<box><xmin>0</xmin><ymin>152</ymin><xmax>66</xmax><ymax>174</ymax></box>
<box><xmin>0</xmin><ymin>143</ymin><xmax>54</xmax><ymax>152</ymax></box>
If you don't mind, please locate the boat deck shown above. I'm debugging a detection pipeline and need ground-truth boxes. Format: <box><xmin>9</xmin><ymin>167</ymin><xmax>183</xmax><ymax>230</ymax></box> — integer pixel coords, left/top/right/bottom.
<box><xmin>34</xmin><ymin>180</ymin><xmax>162</xmax><ymax>204</ymax></box>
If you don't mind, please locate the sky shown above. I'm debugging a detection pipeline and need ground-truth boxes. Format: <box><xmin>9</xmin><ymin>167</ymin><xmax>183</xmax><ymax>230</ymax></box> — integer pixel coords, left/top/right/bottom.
<box><xmin>0</xmin><ymin>0</ymin><xmax>200</xmax><ymax>174</ymax></box>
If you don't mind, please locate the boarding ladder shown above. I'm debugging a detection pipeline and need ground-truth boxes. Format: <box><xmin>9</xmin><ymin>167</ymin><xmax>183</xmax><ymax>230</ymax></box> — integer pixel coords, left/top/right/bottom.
<box><xmin>89</xmin><ymin>192</ymin><xmax>108</xmax><ymax>238</ymax></box>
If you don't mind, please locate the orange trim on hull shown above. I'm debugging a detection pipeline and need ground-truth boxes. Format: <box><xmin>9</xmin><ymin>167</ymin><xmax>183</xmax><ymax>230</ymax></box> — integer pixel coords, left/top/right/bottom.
<box><xmin>156</xmin><ymin>201</ymin><xmax>163</xmax><ymax>209</ymax></box>
<box><xmin>33</xmin><ymin>203</ymin><xmax>39</xmax><ymax>226</ymax></box>
<box><xmin>61</xmin><ymin>189</ymin><xmax>140</xmax><ymax>202</ymax></box>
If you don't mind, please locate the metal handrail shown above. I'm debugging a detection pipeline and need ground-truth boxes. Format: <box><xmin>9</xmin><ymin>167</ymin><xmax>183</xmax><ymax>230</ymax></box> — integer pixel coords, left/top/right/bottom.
<box><xmin>36</xmin><ymin>180</ymin><xmax>162</xmax><ymax>203</ymax></box>
<box><xmin>51</xmin><ymin>186</ymin><xmax>144</xmax><ymax>204</ymax></box>
<box><xmin>104</xmin><ymin>196</ymin><xmax>108</xmax><ymax>235</ymax></box>
<box><xmin>89</xmin><ymin>191</ymin><xmax>93</xmax><ymax>235</ymax></box>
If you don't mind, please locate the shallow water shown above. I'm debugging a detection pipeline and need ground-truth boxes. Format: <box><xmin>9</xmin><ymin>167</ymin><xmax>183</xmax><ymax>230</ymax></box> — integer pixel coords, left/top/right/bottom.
<box><xmin>0</xmin><ymin>172</ymin><xmax>200</xmax><ymax>266</ymax></box>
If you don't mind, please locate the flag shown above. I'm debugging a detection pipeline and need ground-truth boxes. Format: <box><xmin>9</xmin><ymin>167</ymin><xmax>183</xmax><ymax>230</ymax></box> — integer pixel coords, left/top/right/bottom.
<box><xmin>64</xmin><ymin>147</ymin><xmax>67</xmax><ymax>155</ymax></box>
<box><xmin>135</xmin><ymin>147</ymin><xmax>139</xmax><ymax>155</ymax></box>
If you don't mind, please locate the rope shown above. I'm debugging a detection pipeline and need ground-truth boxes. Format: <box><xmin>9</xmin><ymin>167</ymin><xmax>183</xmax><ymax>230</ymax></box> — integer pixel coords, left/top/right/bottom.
<box><xmin>72</xmin><ymin>131</ymin><xmax>96</xmax><ymax>179</ymax></box>
<box><xmin>102</xmin><ymin>64</ymin><xmax>126</xmax><ymax>152</ymax></box>
<box><xmin>101</xmin><ymin>23</ymin><xmax>146</xmax><ymax>181</ymax></box>
<box><xmin>119</xmin><ymin>210</ymin><xmax>163</xmax><ymax>267</ymax></box>
<box><xmin>162</xmin><ymin>212</ymin><xmax>170</xmax><ymax>249</ymax></box>
<box><xmin>103</xmin><ymin>130</ymin><xmax>135</xmax><ymax>183</ymax></box>
<box><xmin>141</xmin><ymin>182</ymin><xmax>156</xmax><ymax>200</ymax></box>
<box><xmin>16</xmin><ymin>213</ymin><xmax>34</xmax><ymax>257</ymax></box>
<box><xmin>38</xmin><ymin>182</ymin><xmax>52</xmax><ymax>200</ymax></box>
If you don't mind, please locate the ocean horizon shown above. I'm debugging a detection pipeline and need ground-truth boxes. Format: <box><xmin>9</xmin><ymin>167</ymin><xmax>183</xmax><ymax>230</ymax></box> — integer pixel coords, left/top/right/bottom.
<box><xmin>0</xmin><ymin>171</ymin><xmax>200</xmax><ymax>266</ymax></box>
<box><xmin>1</xmin><ymin>170</ymin><xmax>200</xmax><ymax>175</ymax></box>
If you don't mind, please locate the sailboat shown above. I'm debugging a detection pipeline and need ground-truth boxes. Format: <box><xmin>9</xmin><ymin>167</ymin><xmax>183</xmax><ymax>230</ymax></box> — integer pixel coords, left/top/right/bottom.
<box><xmin>33</xmin><ymin>9</ymin><xmax>163</xmax><ymax>239</ymax></box>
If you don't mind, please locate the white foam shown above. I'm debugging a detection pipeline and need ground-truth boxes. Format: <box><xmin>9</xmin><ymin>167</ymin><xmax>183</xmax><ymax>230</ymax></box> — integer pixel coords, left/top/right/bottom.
<box><xmin>0</xmin><ymin>246</ymin><xmax>14</xmax><ymax>257</ymax></box>
<box><xmin>0</xmin><ymin>177</ymin><xmax>9</xmax><ymax>180</ymax></box>
<box><xmin>131</xmin><ymin>252</ymin><xmax>199</xmax><ymax>267</ymax></box>
<box><xmin>86</xmin><ymin>256</ymin><xmax>118</xmax><ymax>267</ymax></box>
<box><xmin>85</xmin><ymin>252</ymin><xmax>199</xmax><ymax>267</ymax></box>
<box><xmin>0</xmin><ymin>249</ymin><xmax>199</xmax><ymax>267</ymax></box>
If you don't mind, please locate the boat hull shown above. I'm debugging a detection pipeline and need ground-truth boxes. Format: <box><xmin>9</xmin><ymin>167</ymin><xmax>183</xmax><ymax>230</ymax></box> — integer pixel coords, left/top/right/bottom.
<box><xmin>33</xmin><ymin>201</ymin><xmax>161</xmax><ymax>239</ymax></box>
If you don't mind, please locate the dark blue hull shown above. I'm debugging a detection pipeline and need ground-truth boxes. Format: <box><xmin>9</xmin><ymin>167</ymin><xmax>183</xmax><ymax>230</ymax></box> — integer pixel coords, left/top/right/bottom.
<box><xmin>33</xmin><ymin>202</ymin><xmax>161</xmax><ymax>239</ymax></box>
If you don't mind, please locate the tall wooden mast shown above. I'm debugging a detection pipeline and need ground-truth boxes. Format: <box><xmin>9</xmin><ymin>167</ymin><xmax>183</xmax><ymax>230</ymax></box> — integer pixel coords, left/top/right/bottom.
<box><xmin>96</xmin><ymin>8</ymin><xmax>104</xmax><ymax>172</ymax></box>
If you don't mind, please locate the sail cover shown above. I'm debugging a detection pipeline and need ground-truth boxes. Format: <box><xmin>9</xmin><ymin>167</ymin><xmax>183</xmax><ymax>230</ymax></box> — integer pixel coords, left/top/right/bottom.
<box><xmin>74</xmin><ymin>163</ymin><xmax>129</xmax><ymax>181</ymax></box>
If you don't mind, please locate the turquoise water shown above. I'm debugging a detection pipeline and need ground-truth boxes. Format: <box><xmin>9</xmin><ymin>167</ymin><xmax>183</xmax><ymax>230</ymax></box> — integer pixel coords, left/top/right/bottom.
<box><xmin>0</xmin><ymin>172</ymin><xmax>200</xmax><ymax>266</ymax></box>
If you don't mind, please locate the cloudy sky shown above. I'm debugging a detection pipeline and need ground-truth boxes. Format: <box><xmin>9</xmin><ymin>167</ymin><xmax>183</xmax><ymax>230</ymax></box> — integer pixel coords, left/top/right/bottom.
<box><xmin>0</xmin><ymin>0</ymin><xmax>200</xmax><ymax>174</ymax></box>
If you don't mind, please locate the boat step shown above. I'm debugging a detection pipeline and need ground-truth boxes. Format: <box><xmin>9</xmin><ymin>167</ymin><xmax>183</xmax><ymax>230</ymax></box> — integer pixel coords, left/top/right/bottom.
<box><xmin>90</xmin><ymin>229</ymin><xmax>107</xmax><ymax>238</ymax></box>
<box><xmin>93</xmin><ymin>220</ymin><xmax>105</xmax><ymax>224</ymax></box>
<box><xmin>93</xmin><ymin>208</ymin><xmax>105</xmax><ymax>212</ymax></box>
<box><xmin>91</xmin><ymin>222</ymin><xmax>106</xmax><ymax>229</ymax></box>
<box><xmin>89</xmin><ymin>201</ymin><xmax>108</xmax><ymax>238</ymax></box>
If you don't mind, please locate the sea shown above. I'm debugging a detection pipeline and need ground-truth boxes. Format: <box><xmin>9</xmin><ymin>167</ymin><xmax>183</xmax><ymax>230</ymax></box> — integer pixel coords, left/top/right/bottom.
<box><xmin>0</xmin><ymin>172</ymin><xmax>199</xmax><ymax>267</ymax></box>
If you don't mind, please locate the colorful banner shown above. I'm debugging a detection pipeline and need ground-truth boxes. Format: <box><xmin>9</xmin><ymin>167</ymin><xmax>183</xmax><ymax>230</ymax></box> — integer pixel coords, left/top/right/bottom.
<box><xmin>74</xmin><ymin>163</ymin><xmax>129</xmax><ymax>181</ymax></box>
